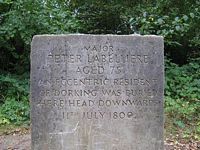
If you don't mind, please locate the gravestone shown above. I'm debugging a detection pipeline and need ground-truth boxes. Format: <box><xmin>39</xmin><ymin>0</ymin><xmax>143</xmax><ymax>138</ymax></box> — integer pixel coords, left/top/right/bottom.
<box><xmin>31</xmin><ymin>34</ymin><xmax>164</xmax><ymax>150</ymax></box>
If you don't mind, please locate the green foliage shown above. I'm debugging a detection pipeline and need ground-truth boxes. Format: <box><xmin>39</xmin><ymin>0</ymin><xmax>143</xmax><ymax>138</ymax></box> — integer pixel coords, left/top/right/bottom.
<box><xmin>130</xmin><ymin>13</ymin><xmax>192</xmax><ymax>46</ymax></box>
<box><xmin>165</xmin><ymin>58</ymin><xmax>200</xmax><ymax>134</ymax></box>
<box><xmin>0</xmin><ymin>98</ymin><xmax>29</xmax><ymax>125</ymax></box>
<box><xmin>0</xmin><ymin>73</ymin><xmax>29</xmax><ymax>102</ymax></box>
<box><xmin>0</xmin><ymin>0</ymin><xmax>81</xmax><ymax>73</ymax></box>
<box><xmin>128</xmin><ymin>0</ymin><xmax>200</xmax><ymax>63</ymax></box>
<box><xmin>128</xmin><ymin>0</ymin><xmax>200</xmax><ymax>47</ymax></box>
<box><xmin>73</xmin><ymin>1</ymin><xmax>129</xmax><ymax>34</ymax></box>
<box><xmin>0</xmin><ymin>0</ymin><xmax>200</xmax><ymax>72</ymax></box>
<box><xmin>0</xmin><ymin>0</ymin><xmax>199</xmax><ymax>138</ymax></box>
<box><xmin>0</xmin><ymin>74</ymin><xmax>29</xmax><ymax>125</ymax></box>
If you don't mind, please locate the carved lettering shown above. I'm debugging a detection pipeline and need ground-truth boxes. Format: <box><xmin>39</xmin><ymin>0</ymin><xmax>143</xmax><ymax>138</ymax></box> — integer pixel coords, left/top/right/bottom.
<box><xmin>76</xmin><ymin>66</ymin><xmax>104</xmax><ymax>74</ymax></box>
<box><xmin>47</xmin><ymin>54</ymin><xmax>82</xmax><ymax>63</ymax></box>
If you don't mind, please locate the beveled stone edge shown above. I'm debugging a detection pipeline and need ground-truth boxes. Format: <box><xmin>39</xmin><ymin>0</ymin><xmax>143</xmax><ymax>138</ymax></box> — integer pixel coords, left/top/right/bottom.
<box><xmin>32</xmin><ymin>34</ymin><xmax>163</xmax><ymax>41</ymax></box>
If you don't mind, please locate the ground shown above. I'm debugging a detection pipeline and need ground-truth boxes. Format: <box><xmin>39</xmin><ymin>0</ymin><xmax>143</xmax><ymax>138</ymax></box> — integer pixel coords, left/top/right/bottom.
<box><xmin>0</xmin><ymin>126</ymin><xmax>199</xmax><ymax>150</ymax></box>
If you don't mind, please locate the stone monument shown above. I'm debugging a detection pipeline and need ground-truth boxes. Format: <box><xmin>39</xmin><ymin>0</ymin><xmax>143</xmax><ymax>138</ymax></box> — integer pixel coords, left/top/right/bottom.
<box><xmin>31</xmin><ymin>34</ymin><xmax>164</xmax><ymax>150</ymax></box>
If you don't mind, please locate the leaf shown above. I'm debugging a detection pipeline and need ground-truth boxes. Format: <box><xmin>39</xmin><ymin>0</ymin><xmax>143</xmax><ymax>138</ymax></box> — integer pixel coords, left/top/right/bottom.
<box><xmin>143</xmin><ymin>12</ymin><xmax>147</xmax><ymax>17</ymax></box>
<box><xmin>175</xmin><ymin>17</ymin><xmax>179</xmax><ymax>21</ymax></box>
<box><xmin>174</xmin><ymin>120</ymin><xmax>185</xmax><ymax>128</ymax></box>
<box><xmin>129</xmin><ymin>18</ymin><xmax>135</xmax><ymax>24</ymax></box>
<box><xmin>175</xmin><ymin>25</ymin><xmax>181</xmax><ymax>31</ymax></box>
<box><xmin>190</xmin><ymin>13</ymin><xmax>195</xmax><ymax>18</ymax></box>
<box><xmin>183</xmin><ymin>15</ymin><xmax>188</xmax><ymax>21</ymax></box>
<box><xmin>157</xmin><ymin>18</ymin><xmax>163</xmax><ymax>24</ymax></box>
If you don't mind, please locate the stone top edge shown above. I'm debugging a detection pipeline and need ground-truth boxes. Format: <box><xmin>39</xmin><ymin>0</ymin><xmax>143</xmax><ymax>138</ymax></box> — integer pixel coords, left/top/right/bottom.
<box><xmin>32</xmin><ymin>34</ymin><xmax>163</xmax><ymax>40</ymax></box>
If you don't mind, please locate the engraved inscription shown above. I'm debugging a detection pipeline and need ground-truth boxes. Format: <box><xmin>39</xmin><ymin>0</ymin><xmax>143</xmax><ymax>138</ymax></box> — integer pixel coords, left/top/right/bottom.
<box><xmin>31</xmin><ymin>35</ymin><xmax>164</xmax><ymax>150</ymax></box>
<box><xmin>36</xmin><ymin>42</ymin><xmax>162</xmax><ymax>118</ymax></box>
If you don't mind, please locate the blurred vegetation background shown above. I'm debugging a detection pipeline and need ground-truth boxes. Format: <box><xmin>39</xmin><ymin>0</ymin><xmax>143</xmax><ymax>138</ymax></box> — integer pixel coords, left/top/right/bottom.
<box><xmin>0</xmin><ymin>0</ymin><xmax>199</xmax><ymax>139</ymax></box>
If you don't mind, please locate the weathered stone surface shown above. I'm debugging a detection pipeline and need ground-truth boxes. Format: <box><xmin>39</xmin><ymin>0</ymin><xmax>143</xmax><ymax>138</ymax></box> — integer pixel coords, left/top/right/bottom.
<box><xmin>31</xmin><ymin>34</ymin><xmax>164</xmax><ymax>150</ymax></box>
